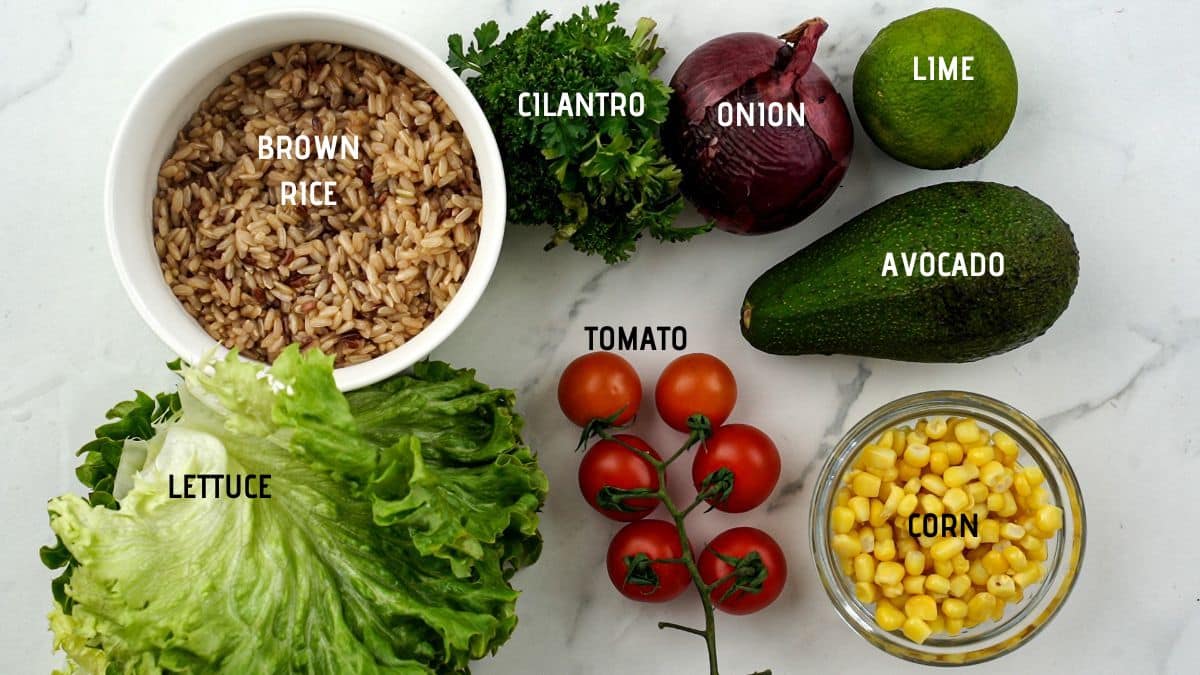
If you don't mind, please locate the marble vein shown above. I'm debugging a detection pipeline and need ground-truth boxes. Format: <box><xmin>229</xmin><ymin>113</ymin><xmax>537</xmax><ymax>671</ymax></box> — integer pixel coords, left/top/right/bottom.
<box><xmin>767</xmin><ymin>360</ymin><xmax>871</xmax><ymax>512</ymax></box>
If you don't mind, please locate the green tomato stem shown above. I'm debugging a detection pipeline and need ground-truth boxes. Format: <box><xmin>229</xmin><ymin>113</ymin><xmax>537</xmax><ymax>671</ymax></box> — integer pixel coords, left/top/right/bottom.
<box><xmin>602</xmin><ymin>426</ymin><xmax>721</xmax><ymax>674</ymax></box>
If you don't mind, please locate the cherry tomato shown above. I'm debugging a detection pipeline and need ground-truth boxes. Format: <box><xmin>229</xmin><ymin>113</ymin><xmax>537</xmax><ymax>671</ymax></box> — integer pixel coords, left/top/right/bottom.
<box><xmin>691</xmin><ymin>424</ymin><xmax>781</xmax><ymax>513</ymax></box>
<box><xmin>606</xmin><ymin>520</ymin><xmax>692</xmax><ymax>603</ymax></box>
<box><xmin>654</xmin><ymin>353</ymin><xmax>737</xmax><ymax>432</ymax></box>
<box><xmin>698</xmin><ymin>527</ymin><xmax>787</xmax><ymax>615</ymax></box>
<box><xmin>579</xmin><ymin>435</ymin><xmax>662</xmax><ymax>521</ymax></box>
<box><xmin>558</xmin><ymin>352</ymin><xmax>642</xmax><ymax>427</ymax></box>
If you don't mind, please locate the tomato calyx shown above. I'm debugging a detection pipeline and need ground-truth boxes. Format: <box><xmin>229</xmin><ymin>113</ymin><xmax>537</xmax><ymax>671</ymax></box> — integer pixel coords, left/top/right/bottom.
<box><xmin>686</xmin><ymin>413</ymin><xmax>714</xmax><ymax>439</ymax></box>
<box><xmin>575</xmin><ymin>406</ymin><xmax>632</xmax><ymax>450</ymax></box>
<box><xmin>708</xmin><ymin>550</ymin><xmax>768</xmax><ymax>603</ymax></box>
<box><xmin>697</xmin><ymin>466</ymin><xmax>736</xmax><ymax>512</ymax></box>
<box><xmin>596</xmin><ymin>486</ymin><xmax>659</xmax><ymax>514</ymax></box>
<box><xmin>621</xmin><ymin>552</ymin><xmax>663</xmax><ymax>593</ymax></box>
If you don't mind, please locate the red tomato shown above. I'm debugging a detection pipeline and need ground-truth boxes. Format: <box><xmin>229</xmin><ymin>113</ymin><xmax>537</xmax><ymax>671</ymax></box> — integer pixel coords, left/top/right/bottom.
<box><xmin>698</xmin><ymin>527</ymin><xmax>787</xmax><ymax>615</ymax></box>
<box><xmin>654</xmin><ymin>353</ymin><xmax>737</xmax><ymax>432</ymax></box>
<box><xmin>558</xmin><ymin>352</ymin><xmax>642</xmax><ymax>427</ymax></box>
<box><xmin>691</xmin><ymin>424</ymin><xmax>781</xmax><ymax>513</ymax></box>
<box><xmin>606</xmin><ymin>520</ymin><xmax>692</xmax><ymax>603</ymax></box>
<box><xmin>579</xmin><ymin>435</ymin><xmax>662</xmax><ymax>521</ymax></box>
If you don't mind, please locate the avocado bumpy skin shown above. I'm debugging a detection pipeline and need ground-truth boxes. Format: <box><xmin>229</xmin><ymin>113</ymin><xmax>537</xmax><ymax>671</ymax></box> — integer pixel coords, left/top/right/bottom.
<box><xmin>740</xmin><ymin>182</ymin><xmax>1079</xmax><ymax>363</ymax></box>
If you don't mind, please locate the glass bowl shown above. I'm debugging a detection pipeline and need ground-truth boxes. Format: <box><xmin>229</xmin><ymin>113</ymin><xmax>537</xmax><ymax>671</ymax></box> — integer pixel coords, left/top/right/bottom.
<box><xmin>809</xmin><ymin>391</ymin><xmax>1085</xmax><ymax>665</ymax></box>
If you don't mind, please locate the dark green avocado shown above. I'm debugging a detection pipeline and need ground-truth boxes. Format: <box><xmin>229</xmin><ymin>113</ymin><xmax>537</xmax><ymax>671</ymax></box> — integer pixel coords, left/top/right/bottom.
<box><xmin>741</xmin><ymin>182</ymin><xmax>1079</xmax><ymax>362</ymax></box>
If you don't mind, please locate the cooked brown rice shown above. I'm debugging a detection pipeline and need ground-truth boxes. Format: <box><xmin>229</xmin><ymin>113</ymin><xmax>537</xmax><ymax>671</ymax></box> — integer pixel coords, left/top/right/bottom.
<box><xmin>154</xmin><ymin>42</ymin><xmax>481</xmax><ymax>367</ymax></box>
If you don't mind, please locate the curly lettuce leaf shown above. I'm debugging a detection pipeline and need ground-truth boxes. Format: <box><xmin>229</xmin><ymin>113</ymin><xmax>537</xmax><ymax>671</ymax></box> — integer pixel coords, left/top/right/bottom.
<box><xmin>44</xmin><ymin>348</ymin><xmax>547</xmax><ymax>674</ymax></box>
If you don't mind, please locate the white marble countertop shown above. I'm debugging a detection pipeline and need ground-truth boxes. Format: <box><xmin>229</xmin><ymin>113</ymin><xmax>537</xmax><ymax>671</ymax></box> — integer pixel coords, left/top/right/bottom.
<box><xmin>2</xmin><ymin>0</ymin><xmax>1198</xmax><ymax>673</ymax></box>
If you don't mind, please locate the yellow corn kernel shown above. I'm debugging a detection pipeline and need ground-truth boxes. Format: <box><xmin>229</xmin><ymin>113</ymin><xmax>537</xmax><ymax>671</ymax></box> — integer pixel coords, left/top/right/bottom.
<box><xmin>1022</xmin><ymin>465</ymin><xmax>1045</xmax><ymax>487</ymax></box>
<box><xmin>1026</xmin><ymin>542</ymin><xmax>1048</xmax><ymax>562</ymax></box>
<box><xmin>904</xmin><ymin>550</ymin><xmax>926</xmax><ymax>576</ymax></box>
<box><xmin>951</xmin><ymin>553</ymin><xmax>971</xmax><ymax>576</ymax></box>
<box><xmin>987</xmin><ymin>574</ymin><xmax>1017</xmax><ymax>599</ymax></box>
<box><xmin>945</xmin><ymin>618</ymin><xmax>965</xmax><ymax>635</ymax></box>
<box><xmin>985</xmin><ymin>492</ymin><xmax>1005</xmax><ymax>512</ymax></box>
<box><xmin>832</xmin><ymin>534</ymin><xmax>862</xmax><ymax>558</ymax></box>
<box><xmin>902</xmin><ymin>617</ymin><xmax>933</xmax><ymax>644</ymax></box>
<box><xmin>898</xmin><ymin>462</ymin><xmax>922</xmax><ymax>481</ymax></box>
<box><xmin>920</xmin><ymin>474</ymin><xmax>949</xmax><ymax>496</ymax></box>
<box><xmin>907</xmin><ymin>430</ymin><xmax>928</xmax><ymax>447</ymax></box>
<box><xmin>831</xmin><ymin>506</ymin><xmax>856</xmax><ymax>534</ymax></box>
<box><xmin>1013</xmin><ymin>562</ymin><xmax>1044</xmax><ymax>588</ymax></box>
<box><xmin>874</xmin><ymin>537</ymin><xmax>897</xmax><ymax>562</ymax></box>
<box><xmin>941</xmin><ymin>597</ymin><xmax>968</xmax><ymax>620</ymax></box>
<box><xmin>982</xmin><ymin>549</ymin><xmax>1009</xmax><ymax>576</ymax></box>
<box><xmin>858</xmin><ymin>527</ymin><xmax>876</xmax><ymax>554</ymax></box>
<box><xmin>966</xmin><ymin>444</ymin><xmax>995</xmax><ymax>466</ymax></box>
<box><xmin>942</xmin><ymin>487</ymin><xmax>971</xmax><ymax>513</ymax></box>
<box><xmin>941</xmin><ymin>441</ymin><xmax>965</xmax><ymax>465</ymax></box>
<box><xmin>929</xmin><ymin>615</ymin><xmax>946</xmax><ymax>635</ymax></box>
<box><xmin>953</xmin><ymin>419</ymin><xmax>982</xmax><ymax>446</ymax></box>
<box><xmin>869</xmin><ymin>499</ymin><xmax>887</xmax><ymax>527</ymax></box>
<box><xmin>1035</xmin><ymin>505</ymin><xmax>1064</xmax><ymax>534</ymax></box>
<box><xmin>933</xmin><ymin>557</ymin><xmax>954</xmax><ymax>579</ymax></box>
<box><xmin>903</xmin><ymin>443</ymin><xmax>931</xmax><ymax>468</ymax></box>
<box><xmin>925</xmin><ymin>418</ymin><xmax>949</xmax><ymax>440</ymax></box>
<box><xmin>979</xmin><ymin>461</ymin><xmax>1013</xmax><ymax>492</ymax></box>
<box><xmin>1019</xmin><ymin>533</ymin><xmax>1044</xmax><ymax>554</ymax></box>
<box><xmin>877</xmin><ymin>430</ymin><xmax>894</xmax><ymax>451</ymax></box>
<box><xmin>999</xmin><ymin>491</ymin><xmax>1019</xmax><ymax>517</ymax></box>
<box><xmin>964</xmin><ymin>530</ymin><xmax>982</xmax><ymax>551</ymax></box>
<box><xmin>931</xmin><ymin>538</ymin><xmax>965</xmax><ymax>561</ymax></box>
<box><xmin>863</xmin><ymin>445</ymin><xmax>897</xmax><ymax>470</ymax></box>
<box><xmin>903</xmin><ymin>575</ymin><xmax>927</xmax><ymax>595</ymax></box>
<box><xmin>840</xmin><ymin>558</ymin><xmax>855</xmax><ymax>576</ymax></box>
<box><xmin>880</xmin><ymin>582</ymin><xmax>905</xmax><ymax>599</ymax></box>
<box><xmin>925</xmin><ymin>574</ymin><xmax>951</xmax><ymax>595</ymax></box>
<box><xmin>949</xmin><ymin>574</ymin><xmax>973</xmax><ymax>598</ymax></box>
<box><xmin>876</xmin><ymin>602</ymin><xmax>906</xmax><ymax>631</ymax></box>
<box><xmin>897</xmin><ymin>493</ymin><xmax>919</xmax><ymax>518</ymax></box>
<box><xmin>835</xmin><ymin>487</ymin><xmax>852</xmax><ymax>506</ymax></box>
<box><xmin>943</xmin><ymin>464</ymin><xmax>979</xmax><ymax>488</ymax></box>
<box><xmin>875</xmin><ymin>561</ymin><xmax>905</xmax><ymax>585</ymax></box>
<box><xmin>903</xmin><ymin>477</ymin><xmax>922</xmax><ymax>494</ymax></box>
<box><xmin>880</xmin><ymin>489</ymin><xmax>903</xmax><ymax>519</ymax></box>
<box><xmin>1026</xmin><ymin>487</ymin><xmax>1048</xmax><ymax>510</ymax></box>
<box><xmin>1013</xmin><ymin>473</ymin><xmax>1031</xmax><ymax>497</ymax></box>
<box><xmin>968</xmin><ymin>559</ymin><xmax>989</xmax><ymax>586</ymax></box>
<box><xmin>897</xmin><ymin>536</ymin><xmax>918</xmax><ymax>558</ymax></box>
<box><xmin>920</xmin><ymin>494</ymin><xmax>945</xmax><ymax>516</ymax></box>
<box><xmin>993</xmin><ymin>430</ymin><xmax>1019</xmax><ymax>460</ymax></box>
<box><xmin>930</xmin><ymin>451</ymin><xmax>950</xmax><ymax>475</ymax></box>
<box><xmin>979</xmin><ymin>516</ymin><xmax>998</xmax><ymax>542</ymax></box>
<box><xmin>905</xmin><ymin>594</ymin><xmax>938</xmax><ymax>621</ymax></box>
<box><xmin>849</xmin><ymin>496</ymin><xmax>870</xmax><ymax>522</ymax></box>
<box><xmin>966</xmin><ymin>481</ymin><xmax>990</xmax><ymax>504</ymax></box>
<box><xmin>874</xmin><ymin>525</ymin><xmax>894</xmax><ymax>542</ymax></box>
<box><xmin>1003</xmin><ymin>545</ymin><xmax>1028</xmax><ymax>571</ymax></box>
<box><xmin>1001</xmin><ymin>522</ymin><xmax>1026</xmax><ymax>541</ymax></box>
<box><xmin>991</xmin><ymin>597</ymin><xmax>1007</xmax><ymax>622</ymax></box>
<box><xmin>966</xmin><ymin>592</ymin><xmax>997</xmax><ymax>623</ymax></box>
<box><xmin>855</xmin><ymin>580</ymin><xmax>877</xmax><ymax>604</ymax></box>
<box><xmin>852</xmin><ymin>472</ymin><xmax>882</xmax><ymax>498</ymax></box>
<box><xmin>853</xmin><ymin>553</ymin><xmax>876</xmax><ymax>583</ymax></box>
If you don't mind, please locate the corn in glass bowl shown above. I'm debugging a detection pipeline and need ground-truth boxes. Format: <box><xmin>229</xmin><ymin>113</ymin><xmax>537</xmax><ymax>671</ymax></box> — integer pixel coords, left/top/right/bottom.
<box><xmin>809</xmin><ymin>391</ymin><xmax>1085</xmax><ymax>665</ymax></box>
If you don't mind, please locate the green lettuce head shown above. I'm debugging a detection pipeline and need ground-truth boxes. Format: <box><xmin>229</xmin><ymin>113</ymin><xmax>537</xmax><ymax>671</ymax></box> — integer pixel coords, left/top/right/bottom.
<box><xmin>41</xmin><ymin>348</ymin><xmax>547</xmax><ymax>674</ymax></box>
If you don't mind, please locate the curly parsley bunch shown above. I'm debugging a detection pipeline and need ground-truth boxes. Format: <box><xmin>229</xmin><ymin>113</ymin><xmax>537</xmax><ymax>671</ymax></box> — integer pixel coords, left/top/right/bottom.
<box><xmin>449</xmin><ymin>3</ymin><xmax>709</xmax><ymax>263</ymax></box>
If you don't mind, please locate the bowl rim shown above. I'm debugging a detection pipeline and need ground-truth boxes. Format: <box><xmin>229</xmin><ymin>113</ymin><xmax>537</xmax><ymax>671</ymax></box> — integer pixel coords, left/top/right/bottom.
<box><xmin>105</xmin><ymin>7</ymin><xmax>505</xmax><ymax>391</ymax></box>
<box><xmin>808</xmin><ymin>390</ymin><xmax>1087</xmax><ymax>666</ymax></box>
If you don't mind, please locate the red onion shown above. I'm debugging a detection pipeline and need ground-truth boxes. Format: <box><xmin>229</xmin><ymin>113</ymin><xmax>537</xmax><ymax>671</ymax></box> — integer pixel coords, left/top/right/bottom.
<box><xmin>663</xmin><ymin>19</ymin><xmax>853</xmax><ymax>234</ymax></box>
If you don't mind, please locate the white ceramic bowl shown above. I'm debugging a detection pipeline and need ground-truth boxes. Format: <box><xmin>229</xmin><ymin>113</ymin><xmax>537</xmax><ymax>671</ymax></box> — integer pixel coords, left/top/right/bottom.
<box><xmin>106</xmin><ymin>9</ymin><xmax>505</xmax><ymax>391</ymax></box>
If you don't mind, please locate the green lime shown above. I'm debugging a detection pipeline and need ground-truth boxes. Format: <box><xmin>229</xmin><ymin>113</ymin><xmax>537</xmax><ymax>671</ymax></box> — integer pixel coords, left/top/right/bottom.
<box><xmin>853</xmin><ymin>8</ymin><xmax>1017</xmax><ymax>169</ymax></box>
